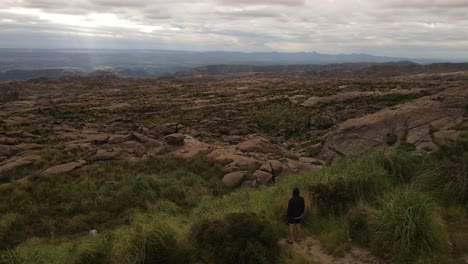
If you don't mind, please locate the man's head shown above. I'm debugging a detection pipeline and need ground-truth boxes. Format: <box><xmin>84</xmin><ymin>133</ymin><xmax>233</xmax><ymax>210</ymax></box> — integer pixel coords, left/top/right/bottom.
<box><xmin>293</xmin><ymin>187</ymin><xmax>300</xmax><ymax>196</ymax></box>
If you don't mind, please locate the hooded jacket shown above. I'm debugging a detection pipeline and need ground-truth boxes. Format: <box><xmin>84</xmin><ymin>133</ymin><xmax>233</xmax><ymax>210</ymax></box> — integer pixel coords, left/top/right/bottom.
<box><xmin>287</xmin><ymin>187</ymin><xmax>305</xmax><ymax>219</ymax></box>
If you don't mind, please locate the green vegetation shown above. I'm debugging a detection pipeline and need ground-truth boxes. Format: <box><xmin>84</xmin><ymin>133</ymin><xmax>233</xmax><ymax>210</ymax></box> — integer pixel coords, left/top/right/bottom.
<box><xmin>1</xmin><ymin>136</ymin><xmax>467</xmax><ymax>263</ymax></box>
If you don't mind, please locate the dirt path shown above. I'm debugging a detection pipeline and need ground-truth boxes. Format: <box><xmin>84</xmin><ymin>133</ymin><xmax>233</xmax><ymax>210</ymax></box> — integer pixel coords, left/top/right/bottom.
<box><xmin>280</xmin><ymin>237</ymin><xmax>381</xmax><ymax>264</ymax></box>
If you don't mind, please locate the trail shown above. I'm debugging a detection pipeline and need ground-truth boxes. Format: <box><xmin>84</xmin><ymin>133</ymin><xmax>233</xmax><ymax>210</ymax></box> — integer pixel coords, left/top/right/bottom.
<box><xmin>280</xmin><ymin>237</ymin><xmax>381</xmax><ymax>264</ymax></box>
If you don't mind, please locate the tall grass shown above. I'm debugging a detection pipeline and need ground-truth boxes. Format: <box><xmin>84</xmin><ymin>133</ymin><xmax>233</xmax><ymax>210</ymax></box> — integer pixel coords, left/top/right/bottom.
<box><xmin>368</xmin><ymin>189</ymin><xmax>449</xmax><ymax>263</ymax></box>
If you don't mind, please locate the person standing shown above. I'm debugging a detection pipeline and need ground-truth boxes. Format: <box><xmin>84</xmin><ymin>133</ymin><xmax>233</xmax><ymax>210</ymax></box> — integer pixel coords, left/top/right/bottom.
<box><xmin>286</xmin><ymin>187</ymin><xmax>305</xmax><ymax>244</ymax></box>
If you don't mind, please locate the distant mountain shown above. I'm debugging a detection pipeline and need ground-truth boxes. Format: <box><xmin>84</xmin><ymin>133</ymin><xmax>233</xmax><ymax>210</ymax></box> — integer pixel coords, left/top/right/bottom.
<box><xmin>0</xmin><ymin>68</ymin><xmax>84</xmax><ymax>81</ymax></box>
<box><xmin>0</xmin><ymin>48</ymin><xmax>467</xmax><ymax>81</ymax></box>
<box><xmin>174</xmin><ymin>61</ymin><xmax>468</xmax><ymax>78</ymax></box>
<box><xmin>0</xmin><ymin>49</ymin><xmax>428</xmax><ymax>81</ymax></box>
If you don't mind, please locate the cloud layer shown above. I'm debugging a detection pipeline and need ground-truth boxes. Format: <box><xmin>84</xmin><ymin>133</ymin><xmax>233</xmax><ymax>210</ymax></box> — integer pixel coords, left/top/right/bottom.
<box><xmin>1</xmin><ymin>0</ymin><xmax>468</xmax><ymax>58</ymax></box>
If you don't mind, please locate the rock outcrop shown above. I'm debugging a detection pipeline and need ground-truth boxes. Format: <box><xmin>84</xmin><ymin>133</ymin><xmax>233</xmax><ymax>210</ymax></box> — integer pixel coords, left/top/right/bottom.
<box><xmin>320</xmin><ymin>87</ymin><xmax>468</xmax><ymax>162</ymax></box>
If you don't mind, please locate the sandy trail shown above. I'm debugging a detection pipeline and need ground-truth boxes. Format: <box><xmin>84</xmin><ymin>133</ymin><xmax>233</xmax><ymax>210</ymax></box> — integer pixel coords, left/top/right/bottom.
<box><xmin>280</xmin><ymin>237</ymin><xmax>381</xmax><ymax>264</ymax></box>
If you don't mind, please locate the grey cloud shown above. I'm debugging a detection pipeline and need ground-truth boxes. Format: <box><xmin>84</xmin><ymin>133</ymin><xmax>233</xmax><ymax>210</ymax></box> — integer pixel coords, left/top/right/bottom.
<box><xmin>217</xmin><ymin>0</ymin><xmax>305</xmax><ymax>6</ymax></box>
<box><xmin>216</xmin><ymin>9</ymin><xmax>281</xmax><ymax>18</ymax></box>
<box><xmin>0</xmin><ymin>0</ymin><xmax>467</xmax><ymax>58</ymax></box>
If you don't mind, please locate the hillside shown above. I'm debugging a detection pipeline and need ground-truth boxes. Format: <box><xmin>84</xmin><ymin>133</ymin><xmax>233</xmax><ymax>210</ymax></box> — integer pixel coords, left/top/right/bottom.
<box><xmin>0</xmin><ymin>69</ymin><xmax>467</xmax><ymax>263</ymax></box>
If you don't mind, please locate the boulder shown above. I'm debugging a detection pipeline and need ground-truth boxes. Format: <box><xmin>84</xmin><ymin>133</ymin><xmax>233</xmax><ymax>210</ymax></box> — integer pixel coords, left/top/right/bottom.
<box><xmin>152</xmin><ymin>123</ymin><xmax>184</xmax><ymax>137</ymax></box>
<box><xmin>222</xmin><ymin>171</ymin><xmax>247</xmax><ymax>187</ymax></box>
<box><xmin>85</xmin><ymin>134</ymin><xmax>109</xmax><ymax>145</ymax></box>
<box><xmin>259</xmin><ymin>162</ymin><xmax>273</xmax><ymax>173</ymax></box>
<box><xmin>237</xmin><ymin>138</ymin><xmax>298</xmax><ymax>160</ymax></box>
<box><xmin>267</xmin><ymin>160</ymin><xmax>284</xmax><ymax>175</ymax></box>
<box><xmin>132</xmin><ymin>132</ymin><xmax>151</xmax><ymax>143</ymax></box>
<box><xmin>108</xmin><ymin>134</ymin><xmax>134</xmax><ymax>144</ymax></box>
<box><xmin>44</xmin><ymin>161</ymin><xmax>86</xmax><ymax>174</ymax></box>
<box><xmin>144</xmin><ymin>139</ymin><xmax>166</xmax><ymax>156</ymax></box>
<box><xmin>164</xmin><ymin>133</ymin><xmax>185</xmax><ymax>146</ymax></box>
<box><xmin>252</xmin><ymin>170</ymin><xmax>273</xmax><ymax>185</ymax></box>
<box><xmin>94</xmin><ymin>149</ymin><xmax>122</xmax><ymax>160</ymax></box>
<box><xmin>225</xmin><ymin>156</ymin><xmax>258</xmax><ymax>172</ymax></box>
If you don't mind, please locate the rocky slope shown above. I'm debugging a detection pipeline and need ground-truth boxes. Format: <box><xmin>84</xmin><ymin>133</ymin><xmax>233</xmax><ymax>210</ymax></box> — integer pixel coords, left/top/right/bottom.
<box><xmin>1</xmin><ymin>70</ymin><xmax>467</xmax><ymax>186</ymax></box>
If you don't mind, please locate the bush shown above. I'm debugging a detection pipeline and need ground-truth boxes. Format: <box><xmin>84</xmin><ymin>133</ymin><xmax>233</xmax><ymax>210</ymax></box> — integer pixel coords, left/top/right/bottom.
<box><xmin>191</xmin><ymin>212</ymin><xmax>280</xmax><ymax>264</ymax></box>
<box><xmin>368</xmin><ymin>189</ymin><xmax>448</xmax><ymax>263</ymax></box>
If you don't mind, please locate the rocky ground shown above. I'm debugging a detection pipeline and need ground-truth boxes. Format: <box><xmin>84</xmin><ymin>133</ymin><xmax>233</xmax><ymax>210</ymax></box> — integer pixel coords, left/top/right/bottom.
<box><xmin>1</xmin><ymin>71</ymin><xmax>467</xmax><ymax>187</ymax></box>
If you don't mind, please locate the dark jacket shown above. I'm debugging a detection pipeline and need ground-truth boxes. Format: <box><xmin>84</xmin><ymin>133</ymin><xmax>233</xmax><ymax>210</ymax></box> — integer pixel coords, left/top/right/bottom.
<box><xmin>287</xmin><ymin>189</ymin><xmax>305</xmax><ymax>219</ymax></box>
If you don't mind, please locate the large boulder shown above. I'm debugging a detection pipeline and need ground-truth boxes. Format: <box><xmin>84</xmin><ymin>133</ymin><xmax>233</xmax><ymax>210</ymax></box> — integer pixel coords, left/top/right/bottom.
<box><xmin>320</xmin><ymin>87</ymin><xmax>468</xmax><ymax>162</ymax></box>
<box><xmin>222</xmin><ymin>171</ymin><xmax>247</xmax><ymax>187</ymax></box>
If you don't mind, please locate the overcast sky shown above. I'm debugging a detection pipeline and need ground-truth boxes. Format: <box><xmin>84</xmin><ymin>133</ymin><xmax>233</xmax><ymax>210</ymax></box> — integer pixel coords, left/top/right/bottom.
<box><xmin>0</xmin><ymin>0</ymin><xmax>467</xmax><ymax>58</ymax></box>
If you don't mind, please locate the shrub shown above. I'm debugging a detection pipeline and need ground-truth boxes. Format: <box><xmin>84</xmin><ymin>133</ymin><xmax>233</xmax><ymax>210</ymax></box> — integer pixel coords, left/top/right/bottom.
<box><xmin>191</xmin><ymin>212</ymin><xmax>280</xmax><ymax>264</ymax></box>
<box><xmin>368</xmin><ymin>189</ymin><xmax>448</xmax><ymax>263</ymax></box>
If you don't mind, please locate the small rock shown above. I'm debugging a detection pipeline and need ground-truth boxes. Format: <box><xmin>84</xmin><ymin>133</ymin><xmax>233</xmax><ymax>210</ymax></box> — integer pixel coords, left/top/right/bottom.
<box><xmin>89</xmin><ymin>230</ymin><xmax>98</xmax><ymax>236</ymax></box>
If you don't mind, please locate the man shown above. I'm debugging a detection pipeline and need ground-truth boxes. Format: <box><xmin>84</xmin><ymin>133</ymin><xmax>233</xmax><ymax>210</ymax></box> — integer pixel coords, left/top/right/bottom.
<box><xmin>286</xmin><ymin>187</ymin><xmax>305</xmax><ymax>244</ymax></box>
